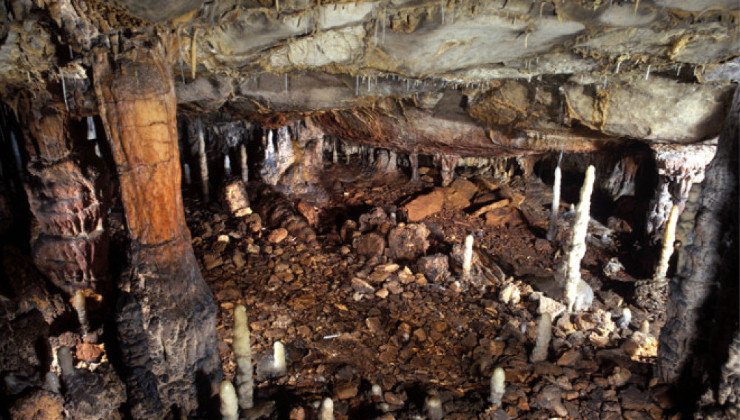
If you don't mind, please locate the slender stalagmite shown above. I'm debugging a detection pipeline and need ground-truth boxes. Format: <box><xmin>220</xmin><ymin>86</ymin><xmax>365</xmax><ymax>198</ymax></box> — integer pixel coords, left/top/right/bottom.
<box><xmin>530</xmin><ymin>313</ymin><xmax>553</xmax><ymax>362</ymax></box>
<box><xmin>197</xmin><ymin>117</ymin><xmax>210</xmax><ymax>201</ymax></box>
<box><xmin>547</xmin><ymin>162</ymin><xmax>562</xmax><ymax>241</ymax></box>
<box><xmin>93</xmin><ymin>41</ymin><xmax>221</xmax><ymax>418</ymax></box>
<box><xmin>224</xmin><ymin>155</ymin><xmax>232</xmax><ymax>178</ymax></box>
<box><xmin>462</xmin><ymin>234</ymin><xmax>474</xmax><ymax>279</ymax></box>
<box><xmin>409</xmin><ymin>153</ymin><xmax>419</xmax><ymax>181</ymax></box>
<box><xmin>562</xmin><ymin>165</ymin><xmax>596</xmax><ymax>312</ymax></box>
<box><xmin>233</xmin><ymin>305</ymin><xmax>254</xmax><ymax>409</ymax></box>
<box><xmin>490</xmin><ymin>367</ymin><xmax>506</xmax><ymax>405</ymax></box>
<box><xmin>219</xmin><ymin>381</ymin><xmax>238</xmax><ymax>420</ymax></box>
<box><xmin>240</xmin><ymin>144</ymin><xmax>248</xmax><ymax>184</ymax></box>
<box><xmin>72</xmin><ymin>290</ymin><xmax>90</xmax><ymax>336</ymax></box>
<box><xmin>653</xmin><ymin>204</ymin><xmax>679</xmax><ymax>284</ymax></box>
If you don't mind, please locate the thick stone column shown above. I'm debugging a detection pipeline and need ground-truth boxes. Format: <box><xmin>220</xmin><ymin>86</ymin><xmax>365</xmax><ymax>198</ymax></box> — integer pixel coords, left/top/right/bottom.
<box><xmin>93</xmin><ymin>42</ymin><xmax>220</xmax><ymax>418</ymax></box>
<box><xmin>17</xmin><ymin>91</ymin><xmax>110</xmax><ymax>296</ymax></box>
<box><xmin>659</xmin><ymin>87</ymin><xmax>739</xmax><ymax>413</ymax></box>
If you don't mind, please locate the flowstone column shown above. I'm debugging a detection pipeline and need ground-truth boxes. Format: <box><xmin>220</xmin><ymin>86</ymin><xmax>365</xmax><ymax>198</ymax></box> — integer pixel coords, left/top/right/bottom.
<box><xmin>659</xmin><ymin>87</ymin><xmax>739</xmax><ymax>414</ymax></box>
<box><xmin>93</xmin><ymin>42</ymin><xmax>221</xmax><ymax>418</ymax></box>
<box><xmin>18</xmin><ymin>91</ymin><xmax>110</xmax><ymax>297</ymax></box>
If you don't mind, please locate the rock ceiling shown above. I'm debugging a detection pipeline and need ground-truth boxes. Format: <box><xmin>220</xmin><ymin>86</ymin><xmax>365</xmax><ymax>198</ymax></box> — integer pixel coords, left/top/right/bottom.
<box><xmin>0</xmin><ymin>0</ymin><xmax>738</xmax><ymax>155</ymax></box>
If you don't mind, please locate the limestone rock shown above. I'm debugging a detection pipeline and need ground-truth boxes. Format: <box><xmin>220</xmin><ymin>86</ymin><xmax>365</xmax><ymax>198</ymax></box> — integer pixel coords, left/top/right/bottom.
<box><xmin>387</xmin><ymin>224</ymin><xmax>430</xmax><ymax>261</ymax></box>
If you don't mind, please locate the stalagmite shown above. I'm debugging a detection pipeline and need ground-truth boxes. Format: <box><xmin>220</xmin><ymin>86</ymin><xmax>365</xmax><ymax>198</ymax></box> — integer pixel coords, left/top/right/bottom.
<box><xmin>219</xmin><ymin>381</ymin><xmax>239</xmax><ymax>420</ymax></box>
<box><xmin>197</xmin><ymin>117</ymin><xmax>210</xmax><ymax>201</ymax></box>
<box><xmin>18</xmin><ymin>92</ymin><xmax>110</xmax><ymax>296</ymax></box>
<box><xmin>424</xmin><ymin>392</ymin><xmax>444</xmax><ymax>420</ymax></box>
<box><xmin>273</xmin><ymin>341</ymin><xmax>287</xmax><ymax>375</ymax></box>
<box><xmin>183</xmin><ymin>163</ymin><xmax>191</xmax><ymax>186</ymax></box>
<box><xmin>10</xmin><ymin>131</ymin><xmax>23</xmax><ymax>179</ymax></box>
<box><xmin>332</xmin><ymin>138</ymin><xmax>338</xmax><ymax>163</ymax></box>
<box><xmin>462</xmin><ymin>235</ymin><xmax>474</xmax><ymax>279</ymax></box>
<box><xmin>72</xmin><ymin>290</ymin><xmax>90</xmax><ymax>336</ymax></box>
<box><xmin>224</xmin><ymin>155</ymin><xmax>232</xmax><ymax>178</ymax></box>
<box><xmin>86</xmin><ymin>116</ymin><xmax>96</xmax><ymax>140</ymax></box>
<box><xmin>490</xmin><ymin>367</ymin><xmax>506</xmax><ymax>405</ymax></box>
<box><xmin>530</xmin><ymin>313</ymin><xmax>553</xmax><ymax>362</ymax></box>
<box><xmin>618</xmin><ymin>308</ymin><xmax>632</xmax><ymax>330</ymax></box>
<box><xmin>434</xmin><ymin>153</ymin><xmax>459</xmax><ymax>187</ymax></box>
<box><xmin>318</xmin><ymin>397</ymin><xmax>334</xmax><ymax>420</ymax></box>
<box><xmin>57</xmin><ymin>346</ymin><xmax>74</xmax><ymax>378</ymax></box>
<box><xmin>240</xmin><ymin>144</ymin><xmax>248</xmax><ymax>184</ymax></box>
<box><xmin>93</xmin><ymin>40</ymin><xmax>221</xmax><ymax>418</ymax></box>
<box><xmin>560</xmin><ymin>165</ymin><xmax>596</xmax><ymax>312</ymax></box>
<box><xmin>547</xmin><ymin>162</ymin><xmax>562</xmax><ymax>241</ymax></box>
<box><xmin>652</xmin><ymin>204</ymin><xmax>679</xmax><ymax>284</ymax></box>
<box><xmin>233</xmin><ymin>305</ymin><xmax>254</xmax><ymax>410</ymax></box>
<box><xmin>409</xmin><ymin>153</ymin><xmax>419</xmax><ymax>181</ymax></box>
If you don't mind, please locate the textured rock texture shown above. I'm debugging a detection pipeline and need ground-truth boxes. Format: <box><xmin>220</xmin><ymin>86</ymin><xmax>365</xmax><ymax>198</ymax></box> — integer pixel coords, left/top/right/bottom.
<box><xmin>18</xmin><ymin>92</ymin><xmax>110</xmax><ymax>296</ymax></box>
<box><xmin>659</xmin><ymin>86</ymin><xmax>739</xmax><ymax>415</ymax></box>
<box><xmin>93</xmin><ymin>41</ymin><xmax>221</xmax><ymax>418</ymax></box>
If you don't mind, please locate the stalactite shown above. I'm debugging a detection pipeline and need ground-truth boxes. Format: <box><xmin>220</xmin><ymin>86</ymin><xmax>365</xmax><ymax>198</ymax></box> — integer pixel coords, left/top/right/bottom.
<box><xmin>646</xmin><ymin>144</ymin><xmax>715</xmax><ymax>241</ymax></box>
<box><xmin>560</xmin><ymin>165</ymin><xmax>595</xmax><ymax>313</ymax></box>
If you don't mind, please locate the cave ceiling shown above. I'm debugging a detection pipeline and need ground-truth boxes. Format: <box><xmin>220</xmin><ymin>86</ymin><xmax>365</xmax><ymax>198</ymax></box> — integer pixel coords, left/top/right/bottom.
<box><xmin>0</xmin><ymin>0</ymin><xmax>737</xmax><ymax>156</ymax></box>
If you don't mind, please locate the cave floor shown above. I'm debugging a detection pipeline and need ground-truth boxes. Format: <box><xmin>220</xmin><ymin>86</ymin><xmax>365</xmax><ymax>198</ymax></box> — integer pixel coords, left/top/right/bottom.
<box><xmin>186</xmin><ymin>162</ymin><xmax>672</xmax><ymax>419</ymax></box>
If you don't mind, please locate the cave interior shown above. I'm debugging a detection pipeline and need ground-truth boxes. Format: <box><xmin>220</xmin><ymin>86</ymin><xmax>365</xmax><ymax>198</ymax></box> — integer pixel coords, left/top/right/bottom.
<box><xmin>0</xmin><ymin>1</ymin><xmax>738</xmax><ymax>419</ymax></box>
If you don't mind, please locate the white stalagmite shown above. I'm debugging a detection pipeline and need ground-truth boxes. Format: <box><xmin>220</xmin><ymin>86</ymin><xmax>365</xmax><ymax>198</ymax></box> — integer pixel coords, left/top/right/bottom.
<box><xmin>233</xmin><ymin>305</ymin><xmax>254</xmax><ymax>409</ymax></box>
<box><xmin>86</xmin><ymin>116</ymin><xmax>96</xmax><ymax>140</ymax></box>
<box><xmin>219</xmin><ymin>381</ymin><xmax>239</xmax><ymax>420</ymax></box>
<box><xmin>94</xmin><ymin>143</ymin><xmax>102</xmax><ymax>158</ymax></box>
<box><xmin>562</xmin><ymin>165</ymin><xmax>596</xmax><ymax>312</ymax></box>
<box><xmin>240</xmin><ymin>144</ymin><xmax>248</xmax><ymax>184</ymax></box>
<box><xmin>273</xmin><ymin>341</ymin><xmax>286</xmax><ymax>374</ymax></box>
<box><xmin>424</xmin><ymin>393</ymin><xmax>444</xmax><ymax>420</ymax></box>
<box><xmin>547</xmin><ymin>164</ymin><xmax>562</xmax><ymax>241</ymax></box>
<box><xmin>652</xmin><ymin>204</ymin><xmax>679</xmax><ymax>283</ymax></box>
<box><xmin>530</xmin><ymin>313</ymin><xmax>552</xmax><ymax>362</ymax></box>
<box><xmin>197</xmin><ymin>118</ymin><xmax>209</xmax><ymax>201</ymax></box>
<box><xmin>318</xmin><ymin>397</ymin><xmax>334</xmax><ymax>420</ymax></box>
<box><xmin>224</xmin><ymin>155</ymin><xmax>232</xmax><ymax>178</ymax></box>
<box><xmin>183</xmin><ymin>163</ymin><xmax>191</xmax><ymax>185</ymax></box>
<box><xmin>72</xmin><ymin>290</ymin><xmax>89</xmax><ymax>335</ymax></box>
<box><xmin>618</xmin><ymin>307</ymin><xmax>632</xmax><ymax>330</ymax></box>
<box><xmin>490</xmin><ymin>367</ymin><xmax>506</xmax><ymax>405</ymax></box>
<box><xmin>57</xmin><ymin>347</ymin><xmax>74</xmax><ymax>378</ymax></box>
<box><xmin>332</xmin><ymin>138</ymin><xmax>338</xmax><ymax>163</ymax></box>
<box><xmin>462</xmin><ymin>235</ymin><xmax>474</xmax><ymax>279</ymax></box>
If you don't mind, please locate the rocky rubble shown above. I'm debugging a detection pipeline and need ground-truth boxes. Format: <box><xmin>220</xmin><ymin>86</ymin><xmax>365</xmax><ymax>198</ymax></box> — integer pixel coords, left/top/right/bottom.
<box><xmin>187</xmin><ymin>162</ymin><xmax>670</xmax><ymax>419</ymax></box>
